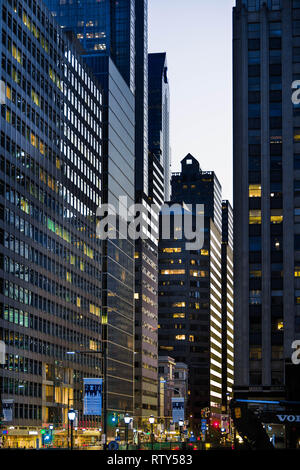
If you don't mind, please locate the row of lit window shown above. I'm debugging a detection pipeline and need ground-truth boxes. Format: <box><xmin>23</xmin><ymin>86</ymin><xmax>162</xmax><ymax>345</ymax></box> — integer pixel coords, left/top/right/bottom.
<box><xmin>1</xmin><ymin>329</ymin><xmax>100</xmax><ymax>367</ymax></box>
<box><xmin>161</xmin><ymin>247</ymin><xmax>209</xmax><ymax>256</ymax></box>
<box><xmin>3</xmin><ymin>208</ymin><xmax>100</xmax><ymax>279</ymax></box>
<box><xmin>5</xmin><ymin>24</ymin><xmax>102</xmax><ymax>137</ymax></box>
<box><xmin>160</xmin><ymin>269</ymin><xmax>209</xmax><ymax>277</ymax></box>
<box><xmin>21</xmin><ymin>4</ymin><xmax>103</xmax><ymax>109</ymax></box>
<box><xmin>1</xmin><ymin>302</ymin><xmax>101</xmax><ymax>335</ymax></box>
<box><xmin>63</xmin><ymin>103</ymin><xmax>101</xmax><ymax>154</ymax></box>
<box><xmin>4</xmin><ymin>183</ymin><xmax>96</xmax><ymax>259</ymax></box>
<box><xmin>4</xmin><ymin>79</ymin><xmax>62</xmax><ymax>147</ymax></box>
<box><xmin>249</xmin><ymin>210</ymin><xmax>283</xmax><ymax>224</ymax></box>
<box><xmin>174</xmin><ymin>335</ymin><xmax>195</xmax><ymax>342</ymax></box>
<box><xmin>0</xmin><ymin>134</ymin><xmax>99</xmax><ymax>222</ymax></box>
<box><xmin>1</xmin><ymin>306</ymin><xmax>100</xmax><ymax>345</ymax></box>
<box><xmin>7</xmin><ymin>0</ymin><xmax>100</xmax><ymax>122</ymax></box>
<box><xmin>3</xmin><ymin>19</ymin><xmax>103</xmax><ymax>161</ymax></box>
<box><xmin>63</xmin><ymin>100</ymin><xmax>101</xmax><ymax>155</ymax></box>
<box><xmin>2</xmin><ymin>252</ymin><xmax>100</xmax><ymax>300</ymax></box>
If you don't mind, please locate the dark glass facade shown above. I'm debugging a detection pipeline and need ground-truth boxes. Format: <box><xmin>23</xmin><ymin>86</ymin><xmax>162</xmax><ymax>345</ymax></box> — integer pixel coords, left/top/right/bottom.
<box><xmin>135</xmin><ymin>0</ymin><xmax>148</xmax><ymax>195</ymax></box>
<box><xmin>0</xmin><ymin>0</ymin><xmax>103</xmax><ymax>438</ymax></box>
<box><xmin>221</xmin><ymin>201</ymin><xmax>234</xmax><ymax>412</ymax></box>
<box><xmin>134</xmin><ymin>51</ymin><xmax>170</xmax><ymax>425</ymax></box>
<box><xmin>46</xmin><ymin>0</ymin><xmax>135</xmax><ymax>92</ymax></box>
<box><xmin>234</xmin><ymin>0</ymin><xmax>300</xmax><ymax>412</ymax></box>
<box><xmin>43</xmin><ymin>0</ymin><xmax>136</xmax><ymax>431</ymax></box>
<box><xmin>148</xmin><ymin>52</ymin><xmax>170</xmax><ymax>202</ymax></box>
<box><xmin>84</xmin><ymin>55</ymin><xmax>135</xmax><ymax>419</ymax></box>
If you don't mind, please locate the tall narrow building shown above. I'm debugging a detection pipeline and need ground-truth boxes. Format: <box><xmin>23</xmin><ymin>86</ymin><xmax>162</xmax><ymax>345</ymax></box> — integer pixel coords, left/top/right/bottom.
<box><xmin>148</xmin><ymin>53</ymin><xmax>170</xmax><ymax>202</ymax></box>
<box><xmin>158</xmin><ymin>155</ymin><xmax>224</xmax><ymax>432</ymax></box>
<box><xmin>233</xmin><ymin>0</ymin><xmax>300</xmax><ymax>405</ymax></box>
<box><xmin>133</xmin><ymin>51</ymin><xmax>170</xmax><ymax>427</ymax></box>
<box><xmin>221</xmin><ymin>201</ymin><xmax>234</xmax><ymax>412</ymax></box>
<box><xmin>44</xmin><ymin>0</ymin><xmax>136</xmax><ymax>433</ymax></box>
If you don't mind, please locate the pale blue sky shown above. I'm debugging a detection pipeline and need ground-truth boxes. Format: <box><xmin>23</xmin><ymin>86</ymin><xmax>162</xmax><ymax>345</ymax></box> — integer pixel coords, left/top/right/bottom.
<box><xmin>149</xmin><ymin>0</ymin><xmax>236</xmax><ymax>202</ymax></box>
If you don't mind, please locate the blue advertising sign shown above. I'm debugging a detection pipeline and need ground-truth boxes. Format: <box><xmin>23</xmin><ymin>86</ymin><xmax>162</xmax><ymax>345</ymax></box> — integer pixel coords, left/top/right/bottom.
<box><xmin>83</xmin><ymin>378</ymin><xmax>103</xmax><ymax>416</ymax></box>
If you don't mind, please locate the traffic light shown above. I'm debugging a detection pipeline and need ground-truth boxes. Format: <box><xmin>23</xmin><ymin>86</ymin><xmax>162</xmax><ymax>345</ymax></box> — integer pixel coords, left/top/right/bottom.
<box><xmin>40</xmin><ymin>429</ymin><xmax>46</xmax><ymax>435</ymax></box>
<box><xmin>109</xmin><ymin>412</ymin><xmax>119</xmax><ymax>426</ymax></box>
<box><xmin>234</xmin><ymin>407</ymin><xmax>242</xmax><ymax>419</ymax></box>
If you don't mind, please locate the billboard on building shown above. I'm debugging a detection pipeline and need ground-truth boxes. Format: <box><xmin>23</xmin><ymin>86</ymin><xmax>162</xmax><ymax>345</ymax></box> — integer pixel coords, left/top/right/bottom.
<box><xmin>2</xmin><ymin>399</ymin><xmax>13</xmax><ymax>422</ymax></box>
<box><xmin>83</xmin><ymin>378</ymin><xmax>103</xmax><ymax>416</ymax></box>
<box><xmin>172</xmin><ymin>397</ymin><xmax>185</xmax><ymax>423</ymax></box>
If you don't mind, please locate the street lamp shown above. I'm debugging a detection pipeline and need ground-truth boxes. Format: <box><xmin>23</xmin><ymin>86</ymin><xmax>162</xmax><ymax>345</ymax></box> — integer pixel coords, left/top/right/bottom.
<box><xmin>124</xmin><ymin>413</ymin><xmax>131</xmax><ymax>450</ymax></box>
<box><xmin>49</xmin><ymin>424</ymin><xmax>54</xmax><ymax>446</ymax></box>
<box><xmin>68</xmin><ymin>409</ymin><xmax>76</xmax><ymax>451</ymax></box>
<box><xmin>149</xmin><ymin>415</ymin><xmax>155</xmax><ymax>450</ymax></box>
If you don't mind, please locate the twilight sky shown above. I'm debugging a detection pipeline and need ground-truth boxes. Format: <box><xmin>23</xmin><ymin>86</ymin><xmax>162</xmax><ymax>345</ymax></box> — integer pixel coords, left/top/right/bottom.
<box><xmin>148</xmin><ymin>0</ymin><xmax>236</xmax><ymax>202</ymax></box>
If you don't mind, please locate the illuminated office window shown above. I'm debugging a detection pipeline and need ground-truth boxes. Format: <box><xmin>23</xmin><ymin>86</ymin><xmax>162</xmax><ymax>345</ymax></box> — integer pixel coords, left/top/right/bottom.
<box><xmin>162</xmin><ymin>248</ymin><xmax>182</xmax><ymax>253</ymax></box>
<box><xmin>173</xmin><ymin>313</ymin><xmax>185</xmax><ymax>319</ymax></box>
<box><xmin>249</xmin><ymin>210</ymin><xmax>261</xmax><ymax>224</ymax></box>
<box><xmin>172</xmin><ymin>302</ymin><xmax>186</xmax><ymax>308</ymax></box>
<box><xmin>175</xmin><ymin>335</ymin><xmax>186</xmax><ymax>341</ymax></box>
<box><xmin>249</xmin><ymin>184</ymin><xmax>261</xmax><ymax>198</ymax></box>
<box><xmin>160</xmin><ymin>269</ymin><xmax>185</xmax><ymax>275</ymax></box>
<box><xmin>270</xmin><ymin>210</ymin><xmax>283</xmax><ymax>224</ymax></box>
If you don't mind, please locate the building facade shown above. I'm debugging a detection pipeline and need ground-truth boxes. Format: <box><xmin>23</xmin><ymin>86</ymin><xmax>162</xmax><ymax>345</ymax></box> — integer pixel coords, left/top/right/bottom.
<box><xmin>233</xmin><ymin>0</ymin><xmax>300</xmax><ymax>403</ymax></box>
<box><xmin>157</xmin><ymin>355</ymin><xmax>175</xmax><ymax>425</ymax></box>
<box><xmin>44</xmin><ymin>0</ymin><xmax>136</xmax><ymax>431</ymax></box>
<box><xmin>46</xmin><ymin>0</ymin><xmax>136</xmax><ymax>92</ymax></box>
<box><xmin>84</xmin><ymin>55</ymin><xmax>135</xmax><ymax>423</ymax></box>
<box><xmin>148</xmin><ymin>52</ymin><xmax>170</xmax><ymax>202</ymax></box>
<box><xmin>45</xmin><ymin>0</ymin><xmax>167</xmax><ymax>432</ymax></box>
<box><xmin>157</xmin><ymin>357</ymin><xmax>188</xmax><ymax>424</ymax></box>
<box><xmin>0</xmin><ymin>0</ymin><xmax>104</xmax><ymax>446</ymax></box>
<box><xmin>134</xmin><ymin>50</ymin><xmax>170</xmax><ymax>428</ymax></box>
<box><xmin>158</xmin><ymin>154</ymin><xmax>224</xmax><ymax>432</ymax></box>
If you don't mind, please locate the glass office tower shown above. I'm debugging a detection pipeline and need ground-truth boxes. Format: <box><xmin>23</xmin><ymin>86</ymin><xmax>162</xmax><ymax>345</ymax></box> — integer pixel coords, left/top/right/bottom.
<box><xmin>148</xmin><ymin>52</ymin><xmax>170</xmax><ymax>202</ymax></box>
<box><xmin>133</xmin><ymin>51</ymin><xmax>171</xmax><ymax>426</ymax></box>
<box><xmin>45</xmin><ymin>0</ymin><xmax>136</xmax><ymax>430</ymax></box>
<box><xmin>0</xmin><ymin>0</ymin><xmax>103</xmax><ymax>446</ymax></box>
<box><xmin>84</xmin><ymin>54</ymin><xmax>135</xmax><ymax>422</ymax></box>
<box><xmin>46</xmin><ymin>0</ymin><xmax>156</xmax><ymax>430</ymax></box>
<box><xmin>233</xmin><ymin>0</ymin><xmax>300</xmax><ymax>408</ymax></box>
<box><xmin>46</xmin><ymin>0</ymin><xmax>135</xmax><ymax>92</ymax></box>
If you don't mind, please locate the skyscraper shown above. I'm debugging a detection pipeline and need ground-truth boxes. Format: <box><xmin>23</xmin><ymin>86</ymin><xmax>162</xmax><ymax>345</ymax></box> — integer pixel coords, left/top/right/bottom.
<box><xmin>0</xmin><ymin>0</ymin><xmax>103</xmax><ymax>445</ymax></box>
<box><xmin>158</xmin><ymin>155</ymin><xmax>224</xmax><ymax>431</ymax></box>
<box><xmin>44</xmin><ymin>0</ymin><xmax>136</xmax><ymax>433</ymax></box>
<box><xmin>46</xmin><ymin>0</ymin><xmax>136</xmax><ymax>91</ymax></box>
<box><xmin>233</xmin><ymin>0</ymin><xmax>300</xmax><ymax>403</ymax></box>
<box><xmin>45</xmin><ymin>0</ymin><xmax>156</xmax><ymax>430</ymax></box>
<box><xmin>221</xmin><ymin>201</ymin><xmax>234</xmax><ymax>412</ymax></box>
<box><xmin>84</xmin><ymin>54</ymin><xmax>136</xmax><ymax>427</ymax></box>
<box><xmin>148</xmin><ymin>52</ymin><xmax>170</xmax><ymax>202</ymax></box>
<box><xmin>133</xmin><ymin>51</ymin><xmax>171</xmax><ymax>426</ymax></box>
<box><xmin>135</xmin><ymin>0</ymin><xmax>148</xmax><ymax>196</ymax></box>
